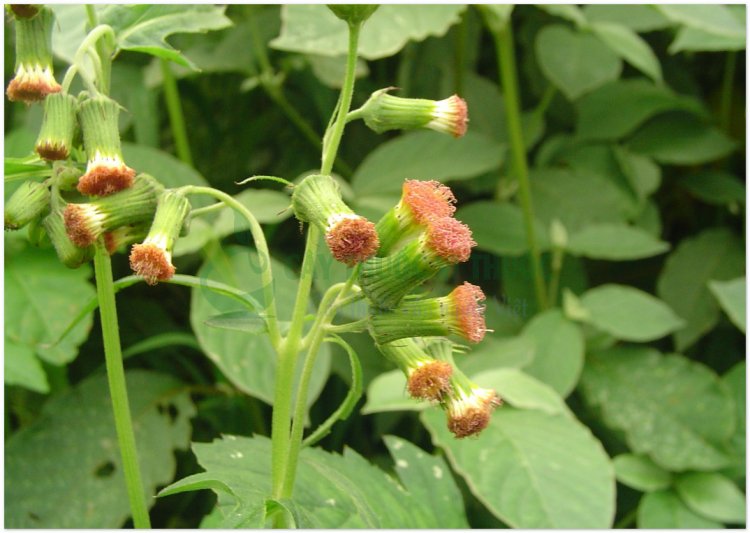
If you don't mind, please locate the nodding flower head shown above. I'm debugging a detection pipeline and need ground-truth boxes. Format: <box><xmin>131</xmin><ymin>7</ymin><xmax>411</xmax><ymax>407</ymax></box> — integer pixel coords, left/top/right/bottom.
<box><xmin>63</xmin><ymin>174</ymin><xmax>162</xmax><ymax>247</ymax></box>
<box><xmin>376</xmin><ymin>338</ymin><xmax>453</xmax><ymax>402</ymax></box>
<box><xmin>43</xmin><ymin>208</ymin><xmax>95</xmax><ymax>269</ymax></box>
<box><xmin>375</xmin><ymin>179</ymin><xmax>456</xmax><ymax>256</ymax></box>
<box><xmin>35</xmin><ymin>92</ymin><xmax>78</xmax><ymax>161</ymax></box>
<box><xmin>77</xmin><ymin>95</ymin><xmax>136</xmax><ymax>196</ymax></box>
<box><xmin>292</xmin><ymin>174</ymin><xmax>378</xmax><ymax>265</ymax></box>
<box><xmin>4</xmin><ymin>180</ymin><xmax>50</xmax><ymax>230</ymax></box>
<box><xmin>360</xmin><ymin>216</ymin><xmax>476</xmax><ymax>309</ymax></box>
<box><xmin>129</xmin><ymin>190</ymin><xmax>191</xmax><ymax>285</ymax></box>
<box><xmin>6</xmin><ymin>8</ymin><xmax>61</xmax><ymax>103</ymax></box>
<box><xmin>358</xmin><ymin>89</ymin><xmax>468</xmax><ymax>139</ymax></box>
<box><xmin>368</xmin><ymin>281</ymin><xmax>488</xmax><ymax>344</ymax></box>
<box><xmin>445</xmin><ymin>386</ymin><xmax>501</xmax><ymax>438</ymax></box>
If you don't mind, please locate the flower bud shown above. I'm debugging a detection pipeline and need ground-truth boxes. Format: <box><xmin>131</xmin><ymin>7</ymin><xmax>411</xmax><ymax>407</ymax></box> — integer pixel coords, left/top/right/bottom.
<box><xmin>376</xmin><ymin>338</ymin><xmax>453</xmax><ymax>401</ymax></box>
<box><xmin>4</xmin><ymin>180</ymin><xmax>50</xmax><ymax>230</ymax></box>
<box><xmin>52</xmin><ymin>160</ymin><xmax>84</xmax><ymax>191</ymax></box>
<box><xmin>369</xmin><ymin>282</ymin><xmax>488</xmax><ymax>344</ymax></box>
<box><xmin>375</xmin><ymin>179</ymin><xmax>456</xmax><ymax>256</ymax></box>
<box><xmin>63</xmin><ymin>174</ymin><xmax>162</xmax><ymax>247</ymax></box>
<box><xmin>360</xmin><ymin>216</ymin><xmax>476</xmax><ymax>309</ymax></box>
<box><xmin>9</xmin><ymin>5</ymin><xmax>41</xmax><ymax>19</ymax></box>
<box><xmin>6</xmin><ymin>7</ymin><xmax>61</xmax><ymax>103</ymax></box>
<box><xmin>43</xmin><ymin>208</ymin><xmax>94</xmax><ymax>268</ymax></box>
<box><xmin>129</xmin><ymin>190</ymin><xmax>191</xmax><ymax>285</ymax></box>
<box><xmin>35</xmin><ymin>92</ymin><xmax>78</xmax><ymax>161</ymax></box>
<box><xmin>292</xmin><ymin>173</ymin><xmax>379</xmax><ymax>265</ymax></box>
<box><xmin>103</xmin><ymin>224</ymin><xmax>149</xmax><ymax>255</ymax></box>
<box><xmin>77</xmin><ymin>95</ymin><xmax>136</xmax><ymax>196</ymax></box>
<box><xmin>358</xmin><ymin>89</ymin><xmax>468</xmax><ymax>138</ymax></box>
<box><xmin>327</xmin><ymin>4</ymin><xmax>379</xmax><ymax>25</ymax></box>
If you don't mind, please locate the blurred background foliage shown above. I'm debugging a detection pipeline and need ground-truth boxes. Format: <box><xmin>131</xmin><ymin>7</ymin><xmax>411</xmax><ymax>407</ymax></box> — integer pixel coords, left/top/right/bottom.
<box><xmin>4</xmin><ymin>4</ymin><xmax>746</xmax><ymax>528</ymax></box>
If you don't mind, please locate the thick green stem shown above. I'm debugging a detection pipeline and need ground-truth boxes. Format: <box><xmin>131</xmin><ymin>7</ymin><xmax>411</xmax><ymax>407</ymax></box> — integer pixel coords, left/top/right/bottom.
<box><xmin>271</xmin><ymin>226</ymin><xmax>320</xmax><ymax>500</ymax></box>
<box><xmin>320</xmin><ymin>22</ymin><xmax>361</xmax><ymax>175</ymax></box>
<box><xmin>493</xmin><ymin>21</ymin><xmax>547</xmax><ymax>310</ymax></box>
<box><xmin>93</xmin><ymin>243</ymin><xmax>151</xmax><ymax>529</ymax></box>
<box><xmin>160</xmin><ymin>59</ymin><xmax>194</xmax><ymax>167</ymax></box>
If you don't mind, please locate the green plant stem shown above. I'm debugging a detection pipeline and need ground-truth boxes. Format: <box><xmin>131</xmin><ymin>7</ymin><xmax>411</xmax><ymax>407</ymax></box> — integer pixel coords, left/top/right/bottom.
<box><xmin>160</xmin><ymin>59</ymin><xmax>194</xmax><ymax>167</ymax></box>
<box><xmin>271</xmin><ymin>225</ymin><xmax>320</xmax><ymax>500</ymax></box>
<box><xmin>547</xmin><ymin>247</ymin><xmax>565</xmax><ymax>308</ymax></box>
<box><xmin>719</xmin><ymin>51</ymin><xmax>737</xmax><ymax>133</ymax></box>
<box><xmin>62</xmin><ymin>24</ymin><xmax>115</xmax><ymax>95</ymax></box>
<box><xmin>320</xmin><ymin>22</ymin><xmax>361</xmax><ymax>175</ymax></box>
<box><xmin>180</xmin><ymin>186</ymin><xmax>281</xmax><ymax>347</ymax></box>
<box><xmin>493</xmin><ymin>21</ymin><xmax>547</xmax><ymax>310</ymax></box>
<box><xmin>92</xmin><ymin>242</ymin><xmax>151</xmax><ymax>529</ymax></box>
<box><xmin>85</xmin><ymin>7</ymin><xmax>112</xmax><ymax>95</ymax></box>
<box><xmin>326</xmin><ymin>317</ymin><xmax>368</xmax><ymax>334</ymax></box>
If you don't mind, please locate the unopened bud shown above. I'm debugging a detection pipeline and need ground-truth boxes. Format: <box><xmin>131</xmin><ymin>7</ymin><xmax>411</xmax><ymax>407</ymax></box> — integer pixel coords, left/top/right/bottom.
<box><xmin>4</xmin><ymin>180</ymin><xmax>50</xmax><ymax>230</ymax></box>
<box><xmin>52</xmin><ymin>160</ymin><xmax>84</xmax><ymax>191</ymax></box>
<box><xmin>35</xmin><ymin>92</ymin><xmax>78</xmax><ymax>161</ymax></box>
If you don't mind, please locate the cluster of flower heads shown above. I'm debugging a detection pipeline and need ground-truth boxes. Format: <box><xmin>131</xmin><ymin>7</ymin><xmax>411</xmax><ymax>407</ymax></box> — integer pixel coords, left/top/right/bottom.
<box><xmin>5</xmin><ymin>6</ymin><xmax>191</xmax><ymax>285</ymax></box>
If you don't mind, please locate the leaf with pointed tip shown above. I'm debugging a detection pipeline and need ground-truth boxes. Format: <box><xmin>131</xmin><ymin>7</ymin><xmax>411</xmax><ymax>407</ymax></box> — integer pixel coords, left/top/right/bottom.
<box><xmin>638</xmin><ymin>490</ymin><xmax>723</xmax><ymax>528</ymax></box>
<box><xmin>708</xmin><ymin>278</ymin><xmax>746</xmax><ymax>333</ymax></box>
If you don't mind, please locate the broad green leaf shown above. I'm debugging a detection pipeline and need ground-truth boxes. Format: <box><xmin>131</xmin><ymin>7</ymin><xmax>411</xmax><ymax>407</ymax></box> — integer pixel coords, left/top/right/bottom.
<box><xmin>656</xmin><ymin>5</ymin><xmax>745</xmax><ymax>42</ymax></box>
<box><xmin>121</xmin><ymin>143</ymin><xmax>210</xmax><ymax>191</ymax></box>
<box><xmin>530</xmin><ymin>167</ymin><xmax>631</xmax><ymax>232</ymax></box>
<box><xmin>306</xmin><ymin>54</ymin><xmax>369</xmax><ymax>89</ymax></box>
<box><xmin>422</xmin><ymin>407</ymin><xmax>615</xmax><ymax>528</ymax></box>
<box><xmin>473</xmin><ymin>368</ymin><xmax>571</xmax><ymax>417</ymax></box>
<box><xmin>535</xmin><ymin>25</ymin><xmax>621</xmax><ymax>100</ymax></box>
<box><xmin>579</xmin><ymin>284</ymin><xmax>684</xmax><ymax>342</ymax></box>
<box><xmin>709</xmin><ymin>278</ymin><xmax>746</xmax><ymax>333</ymax></box>
<box><xmin>190</xmin><ymin>245</ymin><xmax>330</xmax><ymax>407</ymax></box>
<box><xmin>101</xmin><ymin>5</ymin><xmax>232</xmax><ymax>68</ymax></box>
<box><xmin>458</xmin><ymin>336</ymin><xmax>535</xmax><ymax>376</ymax></box>
<box><xmin>613</xmin><ymin>146</ymin><xmax>662</xmax><ymax>202</ymax></box>
<box><xmin>204</xmin><ymin>311</ymin><xmax>268</xmax><ymax>335</ymax></box>
<box><xmin>627</xmin><ymin>113</ymin><xmax>736</xmax><ymax>165</ymax></box>
<box><xmin>351</xmin><ymin>130</ymin><xmax>504</xmax><ymax>196</ymax></box>
<box><xmin>638</xmin><ymin>490</ymin><xmax>723</xmax><ymax>528</ymax></box>
<box><xmin>536</xmin><ymin>5</ymin><xmax>587</xmax><ymax>27</ymax></box>
<box><xmin>657</xmin><ymin>228</ymin><xmax>745</xmax><ymax>350</ymax></box>
<box><xmin>670</xmin><ymin>26</ymin><xmax>746</xmax><ymax>53</ymax></box>
<box><xmin>362</xmin><ymin>370</ymin><xmax>423</xmax><ymax>414</ymax></box>
<box><xmin>674</xmin><ymin>472</ymin><xmax>746</xmax><ymax>524</ymax></box>
<box><xmin>6</xmin><ymin>370</ymin><xmax>194</xmax><ymax>528</ymax></box>
<box><xmin>591</xmin><ymin>23</ymin><xmax>662</xmax><ymax>81</ymax></box>
<box><xmin>580</xmin><ymin>347</ymin><xmax>735</xmax><ymax>471</ymax></box>
<box><xmin>520</xmin><ymin>310</ymin><xmax>584</xmax><ymax>397</ymax></box>
<box><xmin>5</xmin><ymin>244</ymin><xmax>95</xmax><ymax>367</ymax></box>
<box><xmin>722</xmin><ymin>362</ymin><xmax>746</xmax><ymax>480</ymax></box>
<box><xmin>680</xmin><ymin>171</ymin><xmax>745</xmax><ymax>206</ymax></box>
<box><xmin>456</xmin><ymin>201</ymin><xmax>550</xmax><ymax>257</ymax></box>
<box><xmin>383</xmin><ymin>436</ymin><xmax>469</xmax><ymax>528</ymax></box>
<box><xmin>567</xmin><ymin>223</ymin><xmax>669</xmax><ymax>260</ymax></box>
<box><xmin>576</xmin><ymin>79</ymin><xmax>703</xmax><ymax>141</ymax></box>
<box><xmin>613</xmin><ymin>454</ymin><xmax>672</xmax><ymax>492</ymax></box>
<box><xmin>4</xmin><ymin>340</ymin><xmax>48</xmax><ymax>393</ymax></box>
<box><xmin>271</xmin><ymin>5</ymin><xmax>466</xmax><ymax>60</ymax></box>
<box><xmin>583</xmin><ymin>5</ymin><xmax>671</xmax><ymax>32</ymax></box>
<box><xmin>162</xmin><ymin>434</ymin><xmax>461</xmax><ymax>527</ymax></box>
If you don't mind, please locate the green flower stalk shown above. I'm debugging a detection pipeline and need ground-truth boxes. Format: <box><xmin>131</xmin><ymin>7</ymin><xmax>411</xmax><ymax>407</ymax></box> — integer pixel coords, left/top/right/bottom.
<box><xmin>103</xmin><ymin>224</ymin><xmax>149</xmax><ymax>256</ymax></box>
<box><xmin>35</xmin><ymin>92</ymin><xmax>78</xmax><ymax>161</ymax></box>
<box><xmin>77</xmin><ymin>95</ymin><xmax>136</xmax><ymax>196</ymax></box>
<box><xmin>357</xmin><ymin>88</ymin><xmax>468</xmax><ymax>138</ymax></box>
<box><xmin>63</xmin><ymin>174</ymin><xmax>162</xmax><ymax>248</ymax></box>
<box><xmin>43</xmin><ymin>208</ymin><xmax>94</xmax><ymax>268</ymax></box>
<box><xmin>4</xmin><ymin>180</ymin><xmax>50</xmax><ymax>230</ymax></box>
<box><xmin>360</xmin><ymin>216</ymin><xmax>476</xmax><ymax>309</ymax></box>
<box><xmin>129</xmin><ymin>190</ymin><xmax>191</xmax><ymax>285</ymax></box>
<box><xmin>6</xmin><ymin>6</ymin><xmax>61</xmax><ymax>103</ymax></box>
<box><xmin>369</xmin><ymin>282</ymin><xmax>488</xmax><ymax>344</ymax></box>
<box><xmin>375</xmin><ymin>179</ymin><xmax>456</xmax><ymax>256</ymax></box>
<box><xmin>376</xmin><ymin>337</ymin><xmax>453</xmax><ymax>401</ymax></box>
<box><xmin>292</xmin><ymin>173</ymin><xmax>379</xmax><ymax>265</ymax></box>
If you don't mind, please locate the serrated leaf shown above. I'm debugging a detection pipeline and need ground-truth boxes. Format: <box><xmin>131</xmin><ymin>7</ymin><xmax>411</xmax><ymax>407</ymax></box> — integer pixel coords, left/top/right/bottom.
<box><xmin>422</xmin><ymin>407</ymin><xmax>615</xmax><ymax>528</ymax></box>
<box><xmin>6</xmin><ymin>370</ymin><xmax>194</xmax><ymax>528</ymax></box>
<box><xmin>576</xmin><ymin>79</ymin><xmax>704</xmax><ymax>141</ymax></box>
<box><xmin>709</xmin><ymin>278</ymin><xmax>746</xmax><ymax>333</ymax></box>
<box><xmin>190</xmin><ymin>245</ymin><xmax>330</xmax><ymax>408</ymax></box>
<box><xmin>638</xmin><ymin>490</ymin><xmax>723</xmax><ymax>528</ymax></box>
<box><xmin>520</xmin><ymin>310</ymin><xmax>584</xmax><ymax>397</ymax></box>
<box><xmin>675</xmin><ymin>472</ymin><xmax>746</xmax><ymax>524</ymax></box>
<box><xmin>613</xmin><ymin>454</ymin><xmax>672</xmax><ymax>492</ymax></box>
<box><xmin>101</xmin><ymin>5</ymin><xmax>232</xmax><ymax>68</ymax></box>
<box><xmin>657</xmin><ymin>228</ymin><xmax>745</xmax><ymax>350</ymax></box>
<box><xmin>456</xmin><ymin>201</ymin><xmax>550</xmax><ymax>257</ymax></box>
<box><xmin>535</xmin><ymin>25</ymin><xmax>621</xmax><ymax>100</ymax></box>
<box><xmin>271</xmin><ymin>5</ymin><xmax>465</xmax><ymax>60</ymax></box>
<box><xmin>579</xmin><ymin>284</ymin><xmax>684</xmax><ymax>342</ymax></box>
<box><xmin>581</xmin><ymin>347</ymin><xmax>735</xmax><ymax>471</ymax></box>
<box><xmin>567</xmin><ymin>223</ymin><xmax>670</xmax><ymax>260</ymax></box>
<box><xmin>591</xmin><ymin>22</ymin><xmax>662</xmax><ymax>81</ymax></box>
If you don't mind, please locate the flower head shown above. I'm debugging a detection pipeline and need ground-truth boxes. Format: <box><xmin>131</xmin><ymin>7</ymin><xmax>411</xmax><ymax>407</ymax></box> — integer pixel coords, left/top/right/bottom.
<box><xmin>43</xmin><ymin>208</ymin><xmax>94</xmax><ymax>268</ymax></box>
<box><xmin>4</xmin><ymin>180</ymin><xmax>50</xmax><ymax>230</ymax></box>
<box><xmin>428</xmin><ymin>95</ymin><xmax>468</xmax><ymax>138</ymax></box>
<box><xmin>376</xmin><ymin>338</ymin><xmax>453</xmax><ymax>401</ymax></box>
<box><xmin>450</xmin><ymin>282</ymin><xmax>487</xmax><ymax>343</ymax></box>
<box><xmin>326</xmin><ymin>214</ymin><xmax>380</xmax><ymax>266</ymax></box>
<box><xmin>35</xmin><ymin>92</ymin><xmax>78</xmax><ymax>161</ymax></box>
<box><xmin>445</xmin><ymin>385</ymin><xmax>501</xmax><ymax>438</ymax></box>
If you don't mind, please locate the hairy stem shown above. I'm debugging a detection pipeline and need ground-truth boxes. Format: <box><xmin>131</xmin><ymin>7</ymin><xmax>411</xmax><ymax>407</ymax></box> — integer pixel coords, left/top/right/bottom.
<box><xmin>160</xmin><ymin>59</ymin><xmax>194</xmax><ymax>167</ymax></box>
<box><xmin>93</xmin><ymin>243</ymin><xmax>151</xmax><ymax>528</ymax></box>
<box><xmin>493</xmin><ymin>20</ymin><xmax>547</xmax><ymax>310</ymax></box>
